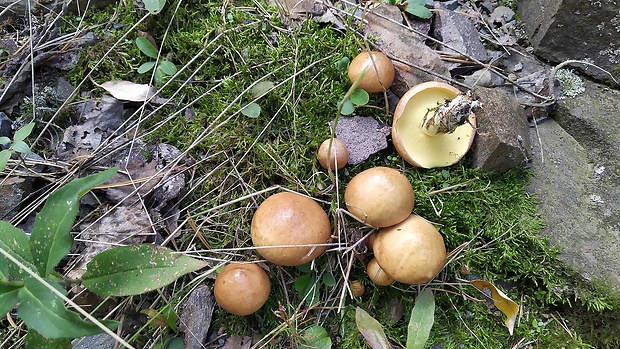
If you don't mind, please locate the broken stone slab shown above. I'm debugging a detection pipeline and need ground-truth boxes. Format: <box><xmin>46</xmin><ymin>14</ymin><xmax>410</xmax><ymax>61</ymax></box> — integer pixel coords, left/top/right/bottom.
<box><xmin>527</xmin><ymin>118</ymin><xmax>620</xmax><ymax>290</ymax></box>
<box><xmin>180</xmin><ymin>285</ymin><xmax>215</xmax><ymax>349</ymax></box>
<box><xmin>517</xmin><ymin>0</ymin><xmax>620</xmax><ymax>81</ymax></box>
<box><xmin>364</xmin><ymin>4</ymin><xmax>450</xmax><ymax>97</ymax></box>
<box><xmin>467</xmin><ymin>86</ymin><xmax>531</xmax><ymax>172</ymax></box>
<box><xmin>550</xmin><ymin>78</ymin><xmax>620</xmax><ymax>224</ymax></box>
<box><xmin>432</xmin><ymin>8</ymin><xmax>488</xmax><ymax>68</ymax></box>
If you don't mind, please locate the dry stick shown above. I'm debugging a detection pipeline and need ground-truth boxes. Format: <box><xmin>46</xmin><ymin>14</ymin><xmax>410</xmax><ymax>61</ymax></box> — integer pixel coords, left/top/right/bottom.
<box><xmin>0</xmin><ymin>247</ymin><xmax>135</xmax><ymax>349</ymax></box>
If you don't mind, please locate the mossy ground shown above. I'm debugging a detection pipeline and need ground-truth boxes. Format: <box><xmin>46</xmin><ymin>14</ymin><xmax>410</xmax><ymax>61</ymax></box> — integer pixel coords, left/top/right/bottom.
<box><xmin>14</xmin><ymin>0</ymin><xmax>620</xmax><ymax>348</ymax></box>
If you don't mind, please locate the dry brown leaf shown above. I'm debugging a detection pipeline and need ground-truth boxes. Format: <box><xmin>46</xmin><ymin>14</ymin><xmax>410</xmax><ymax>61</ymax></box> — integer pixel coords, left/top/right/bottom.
<box><xmin>471</xmin><ymin>280</ymin><xmax>519</xmax><ymax>335</ymax></box>
<box><xmin>100</xmin><ymin>80</ymin><xmax>156</xmax><ymax>102</ymax></box>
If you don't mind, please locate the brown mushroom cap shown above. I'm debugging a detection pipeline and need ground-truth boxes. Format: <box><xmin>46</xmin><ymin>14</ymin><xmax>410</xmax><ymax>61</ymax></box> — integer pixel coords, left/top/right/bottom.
<box><xmin>348</xmin><ymin>51</ymin><xmax>395</xmax><ymax>93</ymax></box>
<box><xmin>366</xmin><ymin>257</ymin><xmax>395</xmax><ymax>286</ymax></box>
<box><xmin>392</xmin><ymin>81</ymin><xmax>477</xmax><ymax>168</ymax></box>
<box><xmin>344</xmin><ymin>167</ymin><xmax>414</xmax><ymax>227</ymax></box>
<box><xmin>251</xmin><ymin>192</ymin><xmax>332</xmax><ymax>266</ymax></box>
<box><xmin>373</xmin><ymin>214</ymin><xmax>446</xmax><ymax>284</ymax></box>
<box><xmin>214</xmin><ymin>263</ymin><xmax>271</xmax><ymax>316</ymax></box>
<box><xmin>318</xmin><ymin>138</ymin><xmax>349</xmax><ymax>170</ymax></box>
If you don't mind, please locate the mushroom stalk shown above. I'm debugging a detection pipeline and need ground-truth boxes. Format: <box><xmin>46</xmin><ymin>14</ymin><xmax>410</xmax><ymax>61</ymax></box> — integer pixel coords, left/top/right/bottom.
<box><xmin>420</xmin><ymin>91</ymin><xmax>482</xmax><ymax>136</ymax></box>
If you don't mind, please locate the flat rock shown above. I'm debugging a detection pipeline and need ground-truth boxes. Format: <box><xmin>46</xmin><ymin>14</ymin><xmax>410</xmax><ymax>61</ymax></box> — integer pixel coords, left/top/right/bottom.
<box><xmin>0</xmin><ymin>177</ymin><xmax>30</xmax><ymax>220</ymax></box>
<box><xmin>364</xmin><ymin>4</ymin><xmax>450</xmax><ymax>97</ymax></box>
<box><xmin>432</xmin><ymin>9</ymin><xmax>488</xmax><ymax>67</ymax></box>
<box><xmin>467</xmin><ymin>86</ymin><xmax>531</xmax><ymax>172</ymax></box>
<box><xmin>517</xmin><ymin>0</ymin><xmax>620</xmax><ymax>81</ymax></box>
<box><xmin>527</xmin><ymin>118</ymin><xmax>620</xmax><ymax>289</ymax></box>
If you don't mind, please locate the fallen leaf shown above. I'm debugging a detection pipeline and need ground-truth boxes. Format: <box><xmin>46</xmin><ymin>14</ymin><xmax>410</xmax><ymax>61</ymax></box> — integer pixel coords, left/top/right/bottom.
<box><xmin>407</xmin><ymin>288</ymin><xmax>435</xmax><ymax>349</ymax></box>
<box><xmin>355</xmin><ymin>307</ymin><xmax>391</xmax><ymax>349</ymax></box>
<box><xmin>99</xmin><ymin>80</ymin><xmax>156</xmax><ymax>102</ymax></box>
<box><xmin>221</xmin><ymin>336</ymin><xmax>252</xmax><ymax>349</ymax></box>
<box><xmin>471</xmin><ymin>280</ymin><xmax>519</xmax><ymax>335</ymax></box>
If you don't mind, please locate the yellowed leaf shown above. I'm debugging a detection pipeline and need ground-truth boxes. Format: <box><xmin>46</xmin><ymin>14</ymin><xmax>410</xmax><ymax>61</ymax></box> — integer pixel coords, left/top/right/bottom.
<box><xmin>471</xmin><ymin>280</ymin><xmax>518</xmax><ymax>335</ymax></box>
<box><xmin>140</xmin><ymin>308</ymin><xmax>168</xmax><ymax>327</ymax></box>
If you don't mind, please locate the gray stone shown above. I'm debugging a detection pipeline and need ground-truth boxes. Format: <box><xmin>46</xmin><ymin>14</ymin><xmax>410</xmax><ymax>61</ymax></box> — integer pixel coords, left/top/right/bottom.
<box><xmin>517</xmin><ymin>0</ymin><xmax>620</xmax><ymax>81</ymax></box>
<box><xmin>330</xmin><ymin>116</ymin><xmax>391</xmax><ymax>165</ymax></box>
<box><xmin>489</xmin><ymin>6</ymin><xmax>515</xmax><ymax>24</ymax></box>
<box><xmin>0</xmin><ymin>112</ymin><xmax>11</xmax><ymax>138</ymax></box>
<box><xmin>364</xmin><ymin>4</ymin><xmax>450</xmax><ymax>97</ymax></box>
<box><xmin>433</xmin><ymin>10</ymin><xmax>488</xmax><ymax>67</ymax></box>
<box><xmin>527</xmin><ymin>118</ymin><xmax>620</xmax><ymax>289</ymax></box>
<box><xmin>0</xmin><ymin>177</ymin><xmax>30</xmax><ymax>220</ymax></box>
<box><xmin>180</xmin><ymin>285</ymin><xmax>214</xmax><ymax>349</ymax></box>
<box><xmin>467</xmin><ymin>86</ymin><xmax>531</xmax><ymax>172</ymax></box>
<box><xmin>72</xmin><ymin>333</ymin><xmax>116</xmax><ymax>349</ymax></box>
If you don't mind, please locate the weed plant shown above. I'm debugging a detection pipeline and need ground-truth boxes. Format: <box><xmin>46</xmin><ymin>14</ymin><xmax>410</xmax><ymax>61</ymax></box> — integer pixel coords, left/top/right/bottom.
<box><xmin>2</xmin><ymin>0</ymin><xmax>620</xmax><ymax>348</ymax></box>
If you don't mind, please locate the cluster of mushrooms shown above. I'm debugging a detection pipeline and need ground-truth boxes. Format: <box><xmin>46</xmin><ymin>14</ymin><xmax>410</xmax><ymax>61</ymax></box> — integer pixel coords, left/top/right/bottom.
<box><xmin>214</xmin><ymin>51</ymin><xmax>479</xmax><ymax>316</ymax></box>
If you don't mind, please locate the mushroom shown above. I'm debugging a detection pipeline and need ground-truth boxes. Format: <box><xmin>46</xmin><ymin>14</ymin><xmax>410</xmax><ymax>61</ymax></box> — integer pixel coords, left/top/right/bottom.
<box><xmin>392</xmin><ymin>82</ymin><xmax>480</xmax><ymax>168</ymax></box>
<box><xmin>317</xmin><ymin>138</ymin><xmax>349</xmax><ymax>170</ymax></box>
<box><xmin>348</xmin><ymin>51</ymin><xmax>395</xmax><ymax>93</ymax></box>
<box><xmin>251</xmin><ymin>192</ymin><xmax>331</xmax><ymax>266</ymax></box>
<box><xmin>366</xmin><ymin>257</ymin><xmax>395</xmax><ymax>286</ymax></box>
<box><xmin>214</xmin><ymin>263</ymin><xmax>271</xmax><ymax>316</ymax></box>
<box><xmin>344</xmin><ymin>166</ymin><xmax>414</xmax><ymax>227</ymax></box>
<box><xmin>373</xmin><ymin>214</ymin><xmax>446</xmax><ymax>285</ymax></box>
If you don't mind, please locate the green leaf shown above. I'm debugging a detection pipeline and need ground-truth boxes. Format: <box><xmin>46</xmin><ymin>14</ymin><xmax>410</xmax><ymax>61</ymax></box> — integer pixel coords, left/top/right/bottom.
<box><xmin>10</xmin><ymin>140</ymin><xmax>31</xmax><ymax>154</ymax></box>
<box><xmin>336</xmin><ymin>56</ymin><xmax>350</xmax><ymax>72</ymax></box>
<box><xmin>0</xmin><ymin>221</ymin><xmax>36</xmax><ymax>280</ymax></box>
<box><xmin>13</xmin><ymin>122</ymin><xmax>35</xmax><ymax>143</ymax></box>
<box><xmin>251</xmin><ymin>81</ymin><xmax>275</xmax><ymax>99</ymax></box>
<box><xmin>404</xmin><ymin>1</ymin><xmax>432</xmax><ymax>19</ymax></box>
<box><xmin>338</xmin><ymin>99</ymin><xmax>354</xmax><ymax>115</ymax></box>
<box><xmin>144</xmin><ymin>0</ymin><xmax>166</xmax><ymax>14</ymax></box>
<box><xmin>29</xmin><ymin>168</ymin><xmax>118</xmax><ymax>277</ymax></box>
<box><xmin>294</xmin><ymin>274</ymin><xmax>320</xmax><ymax>305</ymax></box>
<box><xmin>0</xmin><ymin>281</ymin><xmax>22</xmax><ymax>315</ymax></box>
<box><xmin>350</xmin><ymin>88</ymin><xmax>370</xmax><ymax>106</ymax></box>
<box><xmin>154</xmin><ymin>66</ymin><xmax>166</xmax><ymax>85</ymax></box>
<box><xmin>355</xmin><ymin>307</ymin><xmax>391</xmax><ymax>349</ymax></box>
<box><xmin>0</xmin><ymin>136</ymin><xmax>10</xmax><ymax>145</ymax></box>
<box><xmin>240</xmin><ymin>102</ymin><xmax>261</xmax><ymax>118</ymax></box>
<box><xmin>0</xmin><ymin>149</ymin><xmax>10</xmax><ymax>171</ymax></box>
<box><xmin>82</xmin><ymin>245</ymin><xmax>207</xmax><ymax>296</ymax></box>
<box><xmin>406</xmin><ymin>288</ymin><xmax>435</xmax><ymax>349</ymax></box>
<box><xmin>25</xmin><ymin>330</ymin><xmax>72</xmax><ymax>349</ymax></box>
<box><xmin>321</xmin><ymin>272</ymin><xmax>335</xmax><ymax>287</ymax></box>
<box><xmin>296</xmin><ymin>263</ymin><xmax>312</xmax><ymax>273</ymax></box>
<box><xmin>138</xmin><ymin>61</ymin><xmax>156</xmax><ymax>74</ymax></box>
<box><xmin>164</xmin><ymin>336</ymin><xmax>184</xmax><ymax>349</ymax></box>
<box><xmin>158</xmin><ymin>60</ymin><xmax>177</xmax><ymax>76</ymax></box>
<box><xmin>17</xmin><ymin>277</ymin><xmax>119</xmax><ymax>339</ymax></box>
<box><xmin>136</xmin><ymin>37</ymin><xmax>158</xmax><ymax>58</ymax></box>
<box><xmin>299</xmin><ymin>325</ymin><xmax>332</xmax><ymax>349</ymax></box>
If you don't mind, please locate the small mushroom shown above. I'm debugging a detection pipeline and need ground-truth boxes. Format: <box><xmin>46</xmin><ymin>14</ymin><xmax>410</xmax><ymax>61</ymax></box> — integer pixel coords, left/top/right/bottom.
<box><xmin>348</xmin><ymin>51</ymin><xmax>395</xmax><ymax>93</ymax></box>
<box><xmin>251</xmin><ymin>192</ymin><xmax>331</xmax><ymax>266</ymax></box>
<box><xmin>214</xmin><ymin>263</ymin><xmax>271</xmax><ymax>316</ymax></box>
<box><xmin>344</xmin><ymin>166</ymin><xmax>414</xmax><ymax>227</ymax></box>
<box><xmin>366</xmin><ymin>257</ymin><xmax>395</xmax><ymax>286</ymax></box>
<box><xmin>317</xmin><ymin>138</ymin><xmax>349</xmax><ymax>170</ymax></box>
<box><xmin>373</xmin><ymin>214</ymin><xmax>446</xmax><ymax>285</ymax></box>
<box><xmin>392</xmin><ymin>82</ymin><xmax>480</xmax><ymax>168</ymax></box>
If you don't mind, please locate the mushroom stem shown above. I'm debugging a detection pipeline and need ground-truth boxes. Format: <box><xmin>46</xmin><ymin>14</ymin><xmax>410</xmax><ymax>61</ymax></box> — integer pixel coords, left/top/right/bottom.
<box><xmin>420</xmin><ymin>91</ymin><xmax>482</xmax><ymax>136</ymax></box>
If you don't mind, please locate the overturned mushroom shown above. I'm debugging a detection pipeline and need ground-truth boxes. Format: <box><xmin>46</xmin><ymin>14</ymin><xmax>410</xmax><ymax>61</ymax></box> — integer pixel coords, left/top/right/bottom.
<box><xmin>392</xmin><ymin>82</ymin><xmax>480</xmax><ymax>168</ymax></box>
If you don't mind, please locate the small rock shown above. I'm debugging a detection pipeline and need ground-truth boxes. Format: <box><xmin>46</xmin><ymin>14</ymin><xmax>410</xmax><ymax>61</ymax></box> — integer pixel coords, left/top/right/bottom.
<box><xmin>468</xmin><ymin>86</ymin><xmax>531</xmax><ymax>172</ymax></box>
<box><xmin>490</xmin><ymin>6</ymin><xmax>515</xmax><ymax>24</ymax></box>
<box><xmin>72</xmin><ymin>333</ymin><xmax>117</xmax><ymax>349</ymax></box>
<box><xmin>432</xmin><ymin>9</ymin><xmax>488</xmax><ymax>67</ymax></box>
<box><xmin>0</xmin><ymin>112</ymin><xmax>12</xmax><ymax>138</ymax></box>
<box><xmin>180</xmin><ymin>286</ymin><xmax>215</xmax><ymax>349</ymax></box>
<box><xmin>329</xmin><ymin>116</ymin><xmax>391</xmax><ymax>165</ymax></box>
<box><xmin>0</xmin><ymin>177</ymin><xmax>31</xmax><ymax>220</ymax></box>
<box><xmin>55</xmin><ymin>77</ymin><xmax>76</xmax><ymax>102</ymax></box>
